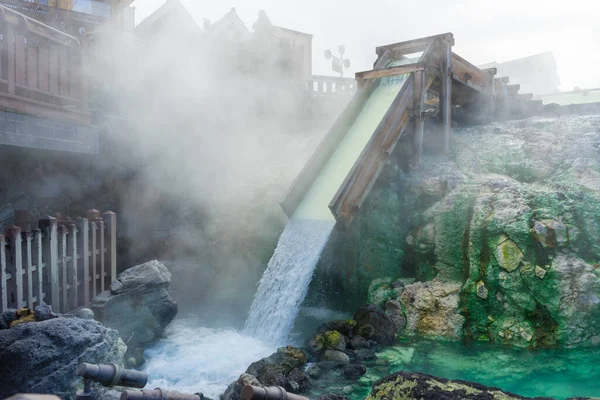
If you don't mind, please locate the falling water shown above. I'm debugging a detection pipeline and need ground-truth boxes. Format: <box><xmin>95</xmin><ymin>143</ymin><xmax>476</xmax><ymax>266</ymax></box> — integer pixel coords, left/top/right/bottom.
<box><xmin>243</xmin><ymin>63</ymin><xmax>413</xmax><ymax>345</ymax></box>
<box><xmin>243</xmin><ymin>218</ymin><xmax>336</xmax><ymax>345</ymax></box>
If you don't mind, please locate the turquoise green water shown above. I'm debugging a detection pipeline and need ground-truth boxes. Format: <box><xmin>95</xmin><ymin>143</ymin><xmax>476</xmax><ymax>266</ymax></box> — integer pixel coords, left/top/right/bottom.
<box><xmin>308</xmin><ymin>340</ymin><xmax>600</xmax><ymax>399</ymax></box>
<box><xmin>292</xmin><ymin>62</ymin><xmax>413</xmax><ymax>221</ymax></box>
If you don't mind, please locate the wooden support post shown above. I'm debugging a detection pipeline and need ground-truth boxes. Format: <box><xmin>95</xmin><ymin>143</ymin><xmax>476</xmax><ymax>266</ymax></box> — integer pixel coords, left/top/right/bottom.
<box><xmin>8</xmin><ymin>227</ymin><xmax>23</xmax><ymax>309</ymax></box>
<box><xmin>440</xmin><ymin>44</ymin><xmax>452</xmax><ymax>154</ymax></box>
<box><xmin>39</xmin><ymin>217</ymin><xmax>58</xmax><ymax>311</ymax></box>
<box><xmin>412</xmin><ymin>70</ymin><xmax>426</xmax><ymax>168</ymax></box>
<box><xmin>69</xmin><ymin>223</ymin><xmax>77</xmax><ymax>310</ymax></box>
<box><xmin>35</xmin><ymin>229</ymin><xmax>43</xmax><ymax>306</ymax></box>
<box><xmin>1</xmin><ymin>234</ymin><xmax>7</xmax><ymax>311</ymax></box>
<box><xmin>25</xmin><ymin>230</ymin><xmax>34</xmax><ymax>309</ymax></box>
<box><xmin>78</xmin><ymin>218</ymin><xmax>89</xmax><ymax>306</ymax></box>
<box><xmin>99</xmin><ymin>219</ymin><xmax>105</xmax><ymax>292</ymax></box>
<box><xmin>103</xmin><ymin>212</ymin><xmax>117</xmax><ymax>284</ymax></box>
<box><xmin>59</xmin><ymin>225</ymin><xmax>67</xmax><ymax>312</ymax></box>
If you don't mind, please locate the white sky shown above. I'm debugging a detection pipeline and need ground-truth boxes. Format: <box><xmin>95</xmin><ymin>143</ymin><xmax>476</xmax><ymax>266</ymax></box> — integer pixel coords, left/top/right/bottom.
<box><xmin>131</xmin><ymin>0</ymin><xmax>600</xmax><ymax>91</ymax></box>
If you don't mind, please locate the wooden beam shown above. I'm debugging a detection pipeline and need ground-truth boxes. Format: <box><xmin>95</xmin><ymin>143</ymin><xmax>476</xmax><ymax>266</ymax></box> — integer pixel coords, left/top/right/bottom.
<box><xmin>412</xmin><ymin>70</ymin><xmax>426</xmax><ymax>168</ymax></box>
<box><xmin>496</xmin><ymin>76</ymin><xmax>510</xmax><ymax>84</ymax></box>
<box><xmin>507</xmin><ymin>84</ymin><xmax>520</xmax><ymax>96</ymax></box>
<box><xmin>451</xmin><ymin>53</ymin><xmax>493</xmax><ymax>94</ymax></box>
<box><xmin>356</xmin><ymin>63</ymin><xmax>425</xmax><ymax>81</ymax></box>
<box><xmin>441</xmin><ymin>45</ymin><xmax>452</xmax><ymax>154</ymax></box>
<box><xmin>376</xmin><ymin>32</ymin><xmax>454</xmax><ymax>57</ymax></box>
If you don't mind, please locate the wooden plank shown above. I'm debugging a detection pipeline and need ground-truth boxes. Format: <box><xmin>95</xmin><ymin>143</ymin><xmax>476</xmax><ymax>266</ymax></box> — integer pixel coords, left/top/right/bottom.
<box><xmin>0</xmin><ymin>93</ymin><xmax>91</xmax><ymax>125</ymax></box>
<box><xmin>27</xmin><ymin>35</ymin><xmax>38</xmax><ymax>90</ymax></box>
<box><xmin>79</xmin><ymin>218</ymin><xmax>89</xmax><ymax>305</ymax></box>
<box><xmin>8</xmin><ymin>227</ymin><xmax>24</xmax><ymax>309</ymax></box>
<box><xmin>496</xmin><ymin>76</ymin><xmax>510</xmax><ymax>84</ymax></box>
<box><xmin>330</xmin><ymin>73</ymin><xmax>418</xmax><ymax>226</ymax></box>
<box><xmin>412</xmin><ymin>70</ymin><xmax>425</xmax><ymax>168</ymax></box>
<box><xmin>482</xmin><ymin>67</ymin><xmax>497</xmax><ymax>76</ymax></box>
<box><xmin>451</xmin><ymin>53</ymin><xmax>492</xmax><ymax>94</ymax></box>
<box><xmin>103</xmin><ymin>212</ymin><xmax>117</xmax><ymax>284</ymax></box>
<box><xmin>280</xmin><ymin>77</ymin><xmax>380</xmax><ymax>217</ymax></box>
<box><xmin>26</xmin><ymin>231</ymin><xmax>33</xmax><ymax>309</ymax></box>
<box><xmin>59</xmin><ymin>225</ymin><xmax>67</xmax><ymax>312</ymax></box>
<box><xmin>69</xmin><ymin>223</ymin><xmax>77</xmax><ymax>310</ymax></box>
<box><xmin>39</xmin><ymin>218</ymin><xmax>58</xmax><ymax>311</ymax></box>
<box><xmin>15</xmin><ymin>30</ymin><xmax>25</xmax><ymax>85</ymax></box>
<box><xmin>90</xmin><ymin>220</ymin><xmax>97</xmax><ymax>297</ymax></box>
<box><xmin>1</xmin><ymin>234</ymin><xmax>6</xmax><ymax>311</ymax></box>
<box><xmin>507</xmin><ymin>84</ymin><xmax>520</xmax><ymax>96</ymax></box>
<box><xmin>441</xmin><ymin>45</ymin><xmax>452</xmax><ymax>154</ymax></box>
<box><xmin>376</xmin><ymin>32</ymin><xmax>454</xmax><ymax>57</ymax></box>
<box><xmin>99</xmin><ymin>220</ymin><xmax>105</xmax><ymax>292</ymax></box>
<box><xmin>35</xmin><ymin>229</ymin><xmax>43</xmax><ymax>306</ymax></box>
<box><xmin>356</xmin><ymin>63</ymin><xmax>425</xmax><ymax>81</ymax></box>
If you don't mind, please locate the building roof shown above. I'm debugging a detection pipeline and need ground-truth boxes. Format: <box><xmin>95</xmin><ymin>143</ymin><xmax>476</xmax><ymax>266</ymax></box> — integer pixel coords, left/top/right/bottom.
<box><xmin>135</xmin><ymin>0</ymin><xmax>201</xmax><ymax>37</ymax></box>
<box><xmin>204</xmin><ymin>7</ymin><xmax>250</xmax><ymax>41</ymax></box>
<box><xmin>479</xmin><ymin>51</ymin><xmax>557</xmax><ymax>70</ymax></box>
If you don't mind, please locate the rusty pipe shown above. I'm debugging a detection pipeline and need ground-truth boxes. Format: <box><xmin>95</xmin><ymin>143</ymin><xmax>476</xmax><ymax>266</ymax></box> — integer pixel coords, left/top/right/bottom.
<box><xmin>77</xmin><ymin>363</ymin><xmax>148</xmax><ymax>388</ymax></box>
<box><xmin>120</xmin><ymin>389</ymin><xmax>202</xmax><ymax>400</ymax></box>
<box><xmin>241</xmin><ymin>386</ymin><xmax>309</xmax><ymax>400</ymax></box>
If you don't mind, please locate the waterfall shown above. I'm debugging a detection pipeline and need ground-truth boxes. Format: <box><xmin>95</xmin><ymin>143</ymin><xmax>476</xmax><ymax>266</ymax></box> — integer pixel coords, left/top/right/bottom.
<box><xmin>243</xmin><ymin>218</ymin><xmax>335</xmax><ymax>345</ymax></box>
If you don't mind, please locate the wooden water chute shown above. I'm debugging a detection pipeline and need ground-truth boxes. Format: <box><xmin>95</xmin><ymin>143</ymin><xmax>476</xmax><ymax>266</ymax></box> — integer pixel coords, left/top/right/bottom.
<box><xmin>282</xmin><ymin>32</ymin><xmax>541</xmax><ymax>229</ymax></box>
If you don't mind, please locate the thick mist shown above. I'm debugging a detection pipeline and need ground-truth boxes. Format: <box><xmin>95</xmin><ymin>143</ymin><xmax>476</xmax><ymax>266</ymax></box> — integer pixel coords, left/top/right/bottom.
<box><xmin>87</xmin><ymin>17</ymin><xmax>347</xmax><ymax>323</ymax></box>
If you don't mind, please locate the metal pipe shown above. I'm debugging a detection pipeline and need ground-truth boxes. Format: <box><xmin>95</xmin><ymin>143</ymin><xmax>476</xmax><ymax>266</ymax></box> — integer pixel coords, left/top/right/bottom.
<box><xmin>120</xmin><ymin>389</ymin><xmax>202</xmax><ymax>400</ymax></box>
<box><xmin>241</xmin><ymin>386</ymin><xmax>309</xmax><ymax>400</ymax></box>
<box><xmin>77</xmin><ymin>363</ymin><xmax>148</xmax><ymax>388</ymax></box>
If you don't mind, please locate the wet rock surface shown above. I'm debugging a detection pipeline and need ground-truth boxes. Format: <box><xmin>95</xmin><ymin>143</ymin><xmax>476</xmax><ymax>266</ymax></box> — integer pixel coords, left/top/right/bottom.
<box><xmin>0</xmin><ymin>315</ymin><xmax>126</xmax><ymax>399</ymax></box>
<box><xmin>91</xmin><ymin>260</ymin><xmax>178</xmax><ymax>346</ymax></box>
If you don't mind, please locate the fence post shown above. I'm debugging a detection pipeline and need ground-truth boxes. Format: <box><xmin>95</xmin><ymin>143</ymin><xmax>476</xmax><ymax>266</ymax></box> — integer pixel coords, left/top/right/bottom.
<box><xmin>25</xmin><ymin>230</ymin><xmax>34</xmax><ymax>309</ymax></box>
<box><xmin>1</xmin><ymin>234</ymin><xmax>6</xmax><ymax>311</ymax></box>
<box><xmin>99</xmin><ymin>219</ymin><xmax>105</xmax><ymax>292</ymax></box>
<box><xmin>35</xmin><ymin>229</ymin><xmax>43</xmax><ymax>306</ymax></box>
<box><xmin>78</xmin><ymin>218</ymin><xmax>89</xmax><ymax>306</ymax></box>
<box><xmin>103</xmin><ymin>212</ymin><xmax>117</xmax><ymax>284</ymax></box>
<box><xmin>59</xmin><ymin>225</ymin><xmax>67</xmax><ymax>313</ymax></box>
<box><xmin>7</xmin><ymin>227</ymin><xmax>24</xmax><ymax>309</ymax></box>
<box><xmin>39</xmin><ymin>217</ymin><xmax>58</xmax><ymax>311</ymax></box>
<box><xmin>69</xmin><ymin>223</ymin><xmax>78</xmax><ymax>310</ymax></box>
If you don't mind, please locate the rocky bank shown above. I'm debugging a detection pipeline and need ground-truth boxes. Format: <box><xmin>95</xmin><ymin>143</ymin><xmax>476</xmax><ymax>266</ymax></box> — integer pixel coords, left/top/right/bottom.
<box><xmin>319</xmin><ymin>115</ymin><xmax>600</xmax><ymax>348</ymax></box>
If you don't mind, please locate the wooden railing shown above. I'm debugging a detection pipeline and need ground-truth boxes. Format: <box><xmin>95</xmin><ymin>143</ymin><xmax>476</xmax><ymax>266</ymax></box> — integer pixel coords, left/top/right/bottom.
<box><xmin>1</xmin><ymin>210</ymin><xmax>116</xmax><ymax>313</ymax></box>
<box><xmin>304</xmin><ymin>75</ymin><xmax>356</xmax><ymax>97</ymax></box>
<box><xmin>0</xmin><ymin>5</ymin><xmax>90</xmax><ymax>125</ymax></box>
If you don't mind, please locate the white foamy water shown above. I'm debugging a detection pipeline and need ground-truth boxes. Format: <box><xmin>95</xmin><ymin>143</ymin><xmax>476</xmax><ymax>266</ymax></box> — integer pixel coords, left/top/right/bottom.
<box><xmin>243</xmin><ymin>219</ymin><xmax>336</xmax><ymax>345</ymax></box>
<box><xmin>143</xmin><ymin>318</ymin><xmax>274</xmax><ymax>398</ymax></box>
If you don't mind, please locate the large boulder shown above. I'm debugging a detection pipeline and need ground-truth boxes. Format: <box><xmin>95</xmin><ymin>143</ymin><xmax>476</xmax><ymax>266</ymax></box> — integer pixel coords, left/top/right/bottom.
<box><xmin>366</xmin><ymin>371</ymin><xmax>554</xmax><ymax>400</ymax></box>
<box><xmin>354</xmin><ymin>305</ymin><xmax>398</xmax><ymax>345</ymax></box>
<box><xmin>0</xmin><ymin>316</ymin><xmax>126</xmax><ymax>399</ymax></box>
<box><xmin>91</xmin><ymin>260</ymin><xmax>178</xmax><ymax>345</ymax></box>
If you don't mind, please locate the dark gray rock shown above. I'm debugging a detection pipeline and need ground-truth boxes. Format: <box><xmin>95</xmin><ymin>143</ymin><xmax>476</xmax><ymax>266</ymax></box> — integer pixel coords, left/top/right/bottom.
<box><xmin>33</xmin><ymin>302</ymin><xmax>58</xmax><ymax>322</ymax></box>
<box><xmin>354</xmin><ymin>305</ymin><xmax>398</xmax><ymax>345</ymax></box>
<box><xmin>323</xmin><ymin>350</ymin><xmax>350</xmax><ymax>365</ymax></box>
<box><xmin>349</xmin><ymin>335</ymin><xmax>369</xmax><ymax>349</ymax></box>
<box><xmin>258</xmin><ymin>365</ymin><xmax>286</xmax><ymax>387</ymax></box>
<box><xmin>91</xmin><ymin>260</ymin><xmax>178</xmax><ymax>346</ymax></box>
<box><xmin>0</xmin><ymin>316</ymin><xmax>126</xmax><ymax>399</ymax></box>
<box><xmin>343</xmin><ymin>364</ymin><xmax>367</xmax><ymax>380</ymax></box>
<box><xmin>286</xmin><ymin>368</ymin><xmax>310</xmax><ymax>393</ymax></box>
<box><xmin>0</xmin><ymin>309</ymin><xmax>17</xmax><ymax>329</ymax></box>
<box><xmin>71</xmin><ymin>308</ymin><xmax>95</xmax><ymax>320</ymax></box>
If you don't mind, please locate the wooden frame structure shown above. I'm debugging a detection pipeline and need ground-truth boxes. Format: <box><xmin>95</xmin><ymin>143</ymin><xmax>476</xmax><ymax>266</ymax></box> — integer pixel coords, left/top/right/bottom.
<box><xmin>282</xmin><ymin>32</ymin><xmax>540</xmax><ymax>228</ymax></box>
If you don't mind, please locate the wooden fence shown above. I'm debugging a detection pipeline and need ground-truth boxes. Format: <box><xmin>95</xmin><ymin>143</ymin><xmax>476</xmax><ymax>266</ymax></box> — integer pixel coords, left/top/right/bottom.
<box><xmin>0</xmin><ymin>209</ymin><xmax>116</xmax><ymax>313</ymax></box>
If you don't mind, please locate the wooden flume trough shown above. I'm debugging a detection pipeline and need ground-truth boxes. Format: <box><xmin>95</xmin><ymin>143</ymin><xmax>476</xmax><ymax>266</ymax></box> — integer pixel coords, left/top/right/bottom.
<box><xmin>281</xmin><ymin>33</ymin><xmax>541</xmax><ymax>228</ymax></box>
